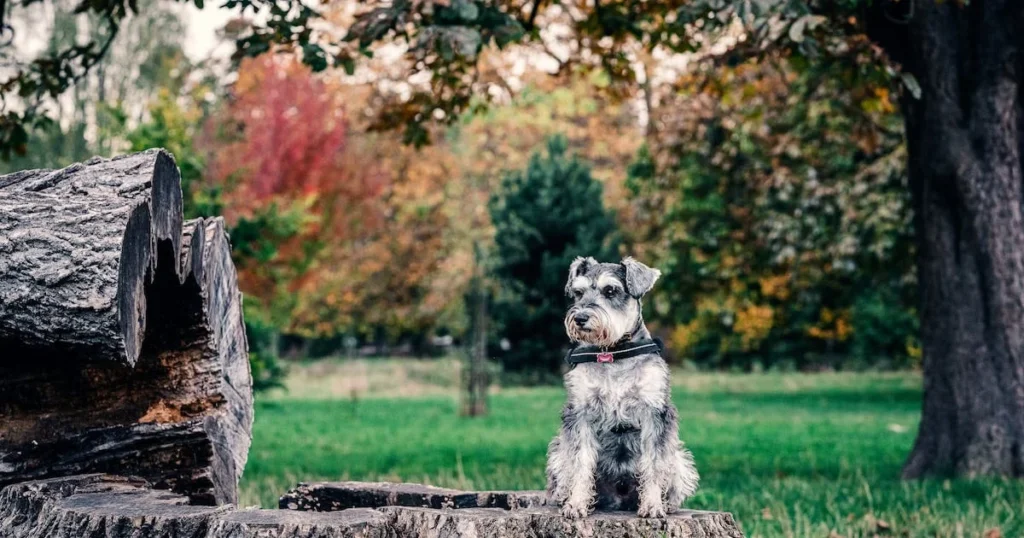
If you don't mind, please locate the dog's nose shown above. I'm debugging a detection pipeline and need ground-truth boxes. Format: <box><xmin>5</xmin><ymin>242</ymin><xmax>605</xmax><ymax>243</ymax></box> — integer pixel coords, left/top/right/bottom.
<box><xmin>573</xmin><ymin>312</ymin><xmax>591</xmax><ymax>326</ymax></box>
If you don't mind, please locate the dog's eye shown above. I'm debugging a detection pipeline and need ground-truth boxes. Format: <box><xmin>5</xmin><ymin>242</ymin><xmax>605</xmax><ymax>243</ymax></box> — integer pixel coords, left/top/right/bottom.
<box><xmin>573</xmin><ymin>289</ymin><xmax>584</xmax><ymax>299</ymax></box>
<box><xmin>603</xmin><ymin>286</ymin><xmax>617</xmax><ymax>297</ymax></box>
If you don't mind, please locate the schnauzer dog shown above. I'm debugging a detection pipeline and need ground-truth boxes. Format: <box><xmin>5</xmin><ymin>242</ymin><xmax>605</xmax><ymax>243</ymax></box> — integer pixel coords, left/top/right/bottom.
<box><xmin>545</xmin><ymin>256</ymin><xmax>699</xmax><ymax>519</ymax></box>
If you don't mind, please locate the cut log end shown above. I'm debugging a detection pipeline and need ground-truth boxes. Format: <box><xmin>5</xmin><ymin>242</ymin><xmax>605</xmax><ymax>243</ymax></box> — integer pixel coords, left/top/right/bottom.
<box><xmin>118</xmin><ymin>203</ymin><xmax>152</xmax><ymax>366</ymax></box>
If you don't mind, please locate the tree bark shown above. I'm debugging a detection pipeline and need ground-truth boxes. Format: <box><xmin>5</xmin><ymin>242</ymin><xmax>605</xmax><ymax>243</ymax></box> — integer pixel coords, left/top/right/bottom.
<box><xmin>891</xmin><ymin>0</ymin><xmax>1024</xmax><ymax>478</ymax></box>
<box><xmin>0</xmin><ymin>152</ymin><xmax>253</xmax><ymax>504</ymax></box>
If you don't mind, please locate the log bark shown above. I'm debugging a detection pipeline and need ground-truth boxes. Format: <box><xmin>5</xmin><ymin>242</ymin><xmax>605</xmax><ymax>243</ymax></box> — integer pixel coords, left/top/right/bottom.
<box><xmin>874</xmin><ymin>0</ymin><xmax>1024</xmax><ymax>478</ymax></box>
<box><xmin>0</xmin><ymin>151</ymin><xmax>253</xmax><ymax>505</ymax></box>
<box><xmin>0</xmin><ymin>476</ymin><xmax>744</xmax><ymax>538</ymax></box>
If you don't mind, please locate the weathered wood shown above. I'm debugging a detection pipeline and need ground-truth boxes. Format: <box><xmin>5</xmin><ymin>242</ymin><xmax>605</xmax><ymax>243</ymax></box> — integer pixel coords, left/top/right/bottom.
<box><xmin>209</xmin><ymin>509</ymin><xmax>395</xmax><ymax>538</ymax></box>
<box><xmin>0</xmin><ymin>476</ymin><xmax>394</xmax><ymax>538</ymax></box>
<box><xmin>280</xmin><ymin>482</ymin><xmax>484</xmax><ymax>511</ymax></box>
<box><xmin>280</xmin><ymin>482</ymin><xmax>551</xmax><ymax>512</ymax></box>
<box><xmin>380</xmin><ymin>506</ymin><xmax>743</xmax><ymax>538</ymax></box>
<box><xmin>0</xmin><ymin>150</ymin><xmax>184</xmax><ymax>366</ymax></box>
<box><xmin>0</xmin><ymin>151</ymin><xmax>253</xmax><ymax>505</ymax></box>
<box><xmin>0</xmin><ymin>475</ymin><xmax>228</xmax><ymax>538</ymax></box>
<box><xmin>474</xmin><ymin>490</ymin><xmax>549</xmax><ymax>510</ymax></box>
<box><xmin>1</xmin><ymin>476</ymin><xmax>744</xmax><ymax>538</ymax></box>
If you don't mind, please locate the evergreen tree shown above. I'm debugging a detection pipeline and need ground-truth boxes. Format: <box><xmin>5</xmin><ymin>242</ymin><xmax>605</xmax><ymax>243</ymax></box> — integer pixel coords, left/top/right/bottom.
<box><xmin>488</xmin><ymin>136</ymin><xmax>619</xmax><ymax>381</ymax></box>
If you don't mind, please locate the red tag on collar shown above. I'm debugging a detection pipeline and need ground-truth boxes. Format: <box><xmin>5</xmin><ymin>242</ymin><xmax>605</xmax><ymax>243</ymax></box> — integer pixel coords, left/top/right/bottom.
<box><xmin>596</xmin><ymin>352</ymin><xmax>614</xmax><ymax>363</ymax></box>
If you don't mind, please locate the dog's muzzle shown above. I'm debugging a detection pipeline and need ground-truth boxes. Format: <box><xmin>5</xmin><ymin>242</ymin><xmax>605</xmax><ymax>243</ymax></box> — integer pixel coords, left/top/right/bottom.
<box><xmin>573</xmin><ymin>311</ymin><xmax>591</xmax><ymax>327</ymax></box>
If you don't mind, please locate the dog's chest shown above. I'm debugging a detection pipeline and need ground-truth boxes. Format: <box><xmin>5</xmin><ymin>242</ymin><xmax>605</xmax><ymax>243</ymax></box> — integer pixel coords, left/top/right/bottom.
<box><xmin>565</xmin><ymin>356</ymin><xmax>668</xmax><ymax>423</ymax></box>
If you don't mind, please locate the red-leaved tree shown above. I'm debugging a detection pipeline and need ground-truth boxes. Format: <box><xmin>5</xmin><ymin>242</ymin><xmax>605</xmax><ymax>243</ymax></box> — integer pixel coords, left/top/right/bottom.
<box><xmin>203</xmin><ymin>54</ymin><xmax>386</xmax><ymax>331</ymax></box>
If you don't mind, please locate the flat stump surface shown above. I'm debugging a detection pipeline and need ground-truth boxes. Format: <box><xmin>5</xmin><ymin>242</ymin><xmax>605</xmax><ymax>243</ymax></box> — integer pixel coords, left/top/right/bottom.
<box><xmin>0</xmin><ymin>476</ymin><xmax>743</xmax><ymax>538</ymax></box>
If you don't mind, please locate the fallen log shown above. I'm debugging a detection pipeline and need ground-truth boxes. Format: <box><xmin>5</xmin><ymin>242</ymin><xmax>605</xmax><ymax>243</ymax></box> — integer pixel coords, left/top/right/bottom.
<box><xmin>0</xmin><ymin>150</ymin><xmax>183</xmax><ymax>366</ymax></box>
<box><xmin>0</xmin><ymin>151</ymin><xmax>253</xmax><ymax>505</ymax></box>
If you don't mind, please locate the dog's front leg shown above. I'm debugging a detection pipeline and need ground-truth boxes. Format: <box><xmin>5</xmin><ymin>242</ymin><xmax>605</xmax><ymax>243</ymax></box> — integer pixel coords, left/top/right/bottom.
<box><xmin>636</xmin><ymin>406</ymin><xmax>671</xmax><ymax>518</ymax></box>
<box><xmin>548</xmin><ymin>407</ymin><xmax>599</xmax><ymax>519</ymax></box>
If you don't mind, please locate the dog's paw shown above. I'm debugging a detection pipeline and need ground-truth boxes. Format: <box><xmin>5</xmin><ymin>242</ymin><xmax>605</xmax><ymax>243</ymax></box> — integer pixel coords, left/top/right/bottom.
<box><xmin>637</xmin><ymin>502</ymin><xmax>667</xmax><ymax>519</ymax></box>
<box><xmin>561</xmin><ymin>501</ymin><xmax>591</xmax><ymax>520</ymax></box>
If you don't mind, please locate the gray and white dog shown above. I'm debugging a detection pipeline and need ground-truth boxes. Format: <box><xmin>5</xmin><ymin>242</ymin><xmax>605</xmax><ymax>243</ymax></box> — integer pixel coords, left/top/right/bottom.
<box><xmin>546</xmin><ymin>256</ymin><xmax>699</xmax><ymax>519</ymax></box>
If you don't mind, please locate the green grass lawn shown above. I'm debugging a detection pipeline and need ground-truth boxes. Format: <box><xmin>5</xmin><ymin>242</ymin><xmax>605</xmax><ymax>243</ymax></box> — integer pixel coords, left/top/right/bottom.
<box><xmin>241</xmin><ymin>361</ymin><xmax>1023</xmax><ymax>537</ymax></box>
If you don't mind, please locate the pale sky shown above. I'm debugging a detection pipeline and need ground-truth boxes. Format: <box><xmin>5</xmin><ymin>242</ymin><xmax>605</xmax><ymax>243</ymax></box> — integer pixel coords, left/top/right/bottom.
<box><xmin>180</xmin><ymin>5</ymin><xmax>236</xmax><ymax>62</ymax></box>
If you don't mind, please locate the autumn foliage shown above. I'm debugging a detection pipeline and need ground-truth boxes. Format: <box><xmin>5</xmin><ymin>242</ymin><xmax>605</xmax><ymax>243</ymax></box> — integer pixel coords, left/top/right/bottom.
<box><xmin>627</xmin><ymin>53</ymin><xmax>916</xmax><ymax>370</ymax></box>
<box><xmin>191</xmin><ymin>47</ymin><xmax>916</xmax><ymax>372</ymax></box>
<box><xmin>202</xmin><ymin>55</ymin><xmax>386</xmax><ymax>329</ymax></box>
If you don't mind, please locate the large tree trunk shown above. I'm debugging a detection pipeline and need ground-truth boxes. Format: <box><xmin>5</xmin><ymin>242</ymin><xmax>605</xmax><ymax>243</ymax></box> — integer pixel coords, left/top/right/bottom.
<box><xmin>895</xmin><ymin>0</ymin><xmax>1024</xmax><ymax>478</ymax></box>
<box><xmin>0</xmin><ymin>151</ymin><xmax>253</xmax><ymax>504</ymax></box>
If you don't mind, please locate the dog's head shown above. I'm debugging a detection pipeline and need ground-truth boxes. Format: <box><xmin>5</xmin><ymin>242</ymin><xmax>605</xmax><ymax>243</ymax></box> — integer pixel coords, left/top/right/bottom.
<box><xmin>563</xmin><ymin>256</ymin><xmax>660</xmax><ymax>347</ymax></box>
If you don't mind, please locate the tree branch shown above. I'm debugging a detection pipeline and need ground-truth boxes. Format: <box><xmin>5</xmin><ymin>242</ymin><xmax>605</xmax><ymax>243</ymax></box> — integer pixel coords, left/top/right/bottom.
<box><xmin>524</xmin><ymin>0</ymin><xmax>542</xmax><ymax>31</ymax></box>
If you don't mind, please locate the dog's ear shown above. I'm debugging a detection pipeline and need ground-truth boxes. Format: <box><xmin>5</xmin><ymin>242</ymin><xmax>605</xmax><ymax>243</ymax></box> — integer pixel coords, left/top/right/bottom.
<box><xmin>565</xmin><ymin>256</ymin><xmax>597</xmax><ymax>296</ymax></box>
<box><xmin>622</xmin><ymin>257</ymin><xmax>661</xmax><ymax>298</ymax></box>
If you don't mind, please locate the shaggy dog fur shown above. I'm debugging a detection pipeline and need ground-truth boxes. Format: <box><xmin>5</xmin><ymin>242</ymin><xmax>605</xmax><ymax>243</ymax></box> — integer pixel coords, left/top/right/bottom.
<box><xmin>546</xmin><ymin>256</ymin><xmax>699</xmax><ymax>519</ymax></box>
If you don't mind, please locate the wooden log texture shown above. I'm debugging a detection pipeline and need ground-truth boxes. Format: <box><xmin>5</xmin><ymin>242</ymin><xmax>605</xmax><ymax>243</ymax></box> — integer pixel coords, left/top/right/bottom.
<box><xmin>0</xmin><ymin>150</ymin><xmax>183</xmax><ymax>366</ymax></box>
<box><xmin>280</xmin><ymin>482</ymin><xmax>550</xmax><ymax>512</ymax></box>
<box><xmin>0</xmin><ymin>476</ymin><xmax>745</xmax><ymax>538</ymax></box>
<box><xmin>0</xmin><ymin>475</ymin><xmax>228</xmax><ymax>538</ymax></box>
<box><xmin>0</xmin><ymin>151</ymin><xmax>253</xmax><ymax>505</ymax></box>
<box><xmin>209</xmin><ymin>509</ymin><xmax>394</xmax><ymax>538</ymax></box>
<box><xmin>379</xmin><ymin>506</ymin><xmax>745</xmax><ymax>538</ymax></box>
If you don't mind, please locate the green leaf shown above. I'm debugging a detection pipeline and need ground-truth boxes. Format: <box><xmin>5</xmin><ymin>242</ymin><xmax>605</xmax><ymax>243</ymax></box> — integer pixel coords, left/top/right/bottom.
<box><xmin>302</xmin><ymin>43</ymin><xmax>328</xmax><ymax>72</ymax></box>
<box><xmin>340</xmin><ymin>56</ymin><xmax>356</xmax><ymax>76</ymax></box>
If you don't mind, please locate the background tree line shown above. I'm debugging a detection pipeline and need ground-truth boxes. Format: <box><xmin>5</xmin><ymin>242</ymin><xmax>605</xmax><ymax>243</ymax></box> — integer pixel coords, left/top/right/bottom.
<box><xmin>14</xmin><ymin>0</ymin><xmax>1021</xmax><ymax>481</ymax></box>
<box><xmin>1</xmin><ymin>0</ymin><xmax>918</xmax><ymax>388</ymax></box>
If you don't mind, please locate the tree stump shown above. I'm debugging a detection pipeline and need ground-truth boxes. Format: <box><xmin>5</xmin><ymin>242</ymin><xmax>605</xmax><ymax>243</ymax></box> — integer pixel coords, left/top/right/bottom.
<box><xmin>278</xmin><ymin>482</ymin><xmax>744</xmax><ymax>537</ymax></box>
<box><xmin>0</xmin><ymin>151</ymin><xmax>253</xmax><ymax>505</ymax></box>
<box><xmin>0</xmin><ymin>476</ymin><xmax>744</xmax><ymax>538</ymax></box>
<box><xmin>0</xmin><ymin>475</ymin><xmax>229</xmax><ymax>538</ymax></box>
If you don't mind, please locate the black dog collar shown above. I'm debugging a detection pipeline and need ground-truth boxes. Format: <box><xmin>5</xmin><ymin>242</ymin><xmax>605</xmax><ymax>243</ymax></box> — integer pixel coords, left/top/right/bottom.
<box><xmin>564</xmin><ymin>337</ymin><xmax>664</xmax><ymax>366</ymax></box>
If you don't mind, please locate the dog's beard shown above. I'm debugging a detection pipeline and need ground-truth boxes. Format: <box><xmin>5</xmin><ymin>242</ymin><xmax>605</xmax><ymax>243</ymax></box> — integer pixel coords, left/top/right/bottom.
<box><xmin>565</xmin><ymin>305</ymin><xmax>634</xmax><ymax>347</ymax></box>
